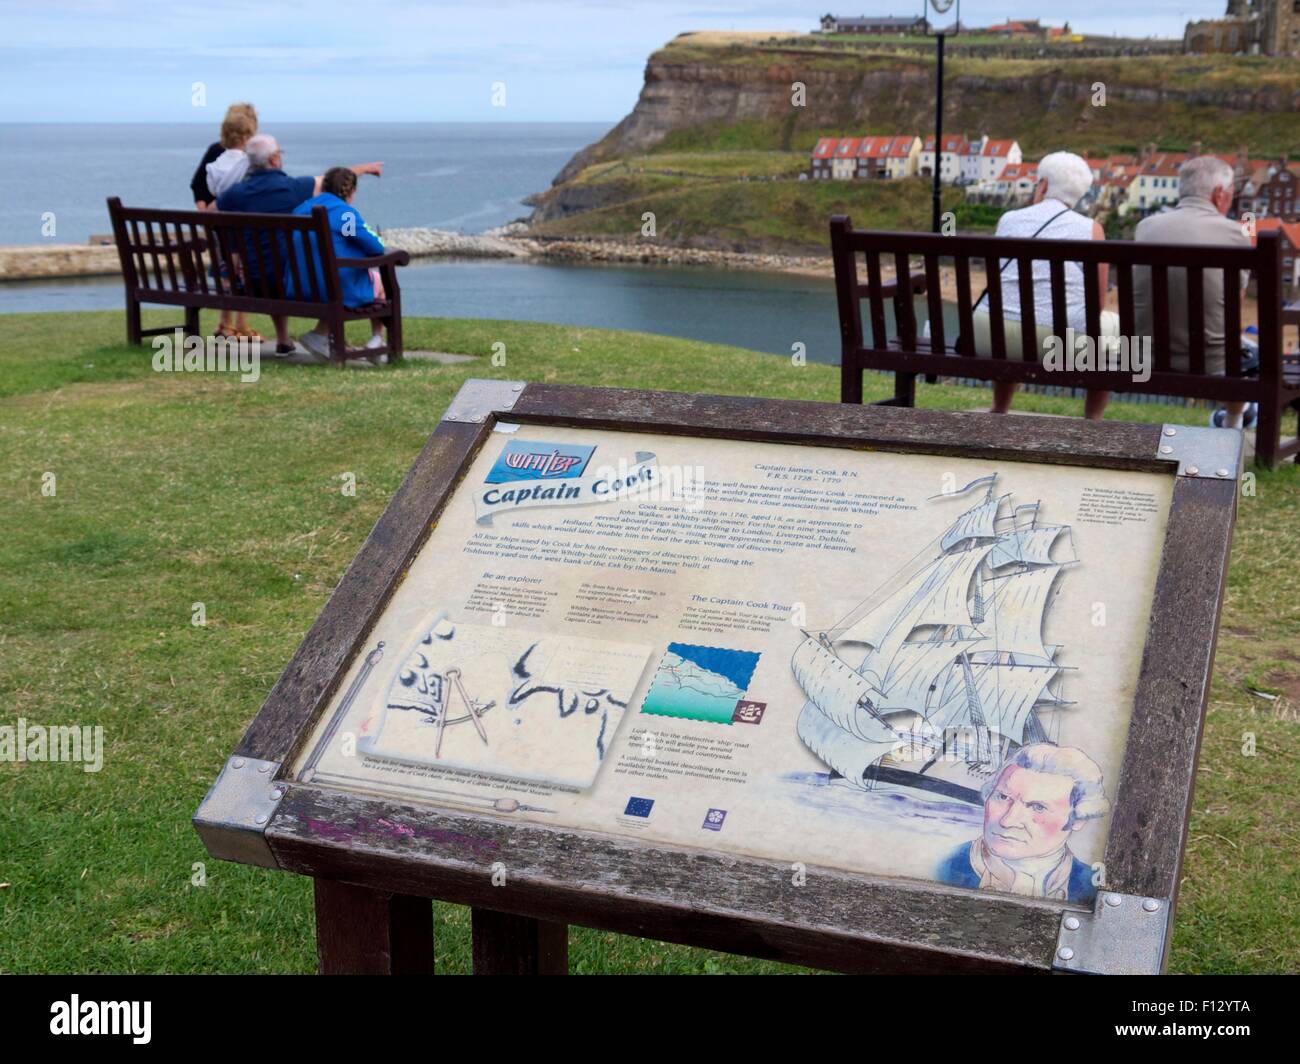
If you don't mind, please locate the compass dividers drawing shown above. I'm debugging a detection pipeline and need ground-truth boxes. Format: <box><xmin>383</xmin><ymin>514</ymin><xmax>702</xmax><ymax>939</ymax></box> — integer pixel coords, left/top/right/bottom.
<box><xmin>434</xmin><ymin>666</ymin><xmax>493</xmax><ymax>758</ymax></box>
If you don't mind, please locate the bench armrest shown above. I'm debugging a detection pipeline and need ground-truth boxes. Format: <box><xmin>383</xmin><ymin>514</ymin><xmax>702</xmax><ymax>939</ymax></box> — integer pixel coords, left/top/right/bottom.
<box><xmin>335</xmin><ymin>250</ymin><xmax>411</xmax><ymax>269</ymax></box>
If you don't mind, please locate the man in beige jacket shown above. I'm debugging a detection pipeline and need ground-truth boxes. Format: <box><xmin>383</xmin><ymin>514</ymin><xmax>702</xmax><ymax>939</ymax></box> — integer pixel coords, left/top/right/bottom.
<box><xmin>1133</xmin><ymin>155</ymin><xmax>1253</xmax><ymax>429</ymax></box>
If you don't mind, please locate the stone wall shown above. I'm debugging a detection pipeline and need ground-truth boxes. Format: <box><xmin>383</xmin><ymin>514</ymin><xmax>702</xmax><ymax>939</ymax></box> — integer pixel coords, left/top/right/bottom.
<box><xmin>0</xmin><ymin>244</ymin><xmax>121</xmax><ymax>281</ymax></box>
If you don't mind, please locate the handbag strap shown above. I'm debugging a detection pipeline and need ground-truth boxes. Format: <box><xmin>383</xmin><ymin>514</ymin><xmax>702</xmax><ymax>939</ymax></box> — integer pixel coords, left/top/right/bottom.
<box><xmin>971</xmin><ymin>207</ymin><xmax>1072</xmax><ymax>313</ymax></box>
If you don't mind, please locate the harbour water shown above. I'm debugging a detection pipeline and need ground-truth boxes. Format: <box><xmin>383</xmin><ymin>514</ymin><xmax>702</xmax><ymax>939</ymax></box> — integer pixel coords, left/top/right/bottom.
<box><xmin>0</xmin><ymin>121</ymin><xmax>849</xmax><ymax>359</ymax></box>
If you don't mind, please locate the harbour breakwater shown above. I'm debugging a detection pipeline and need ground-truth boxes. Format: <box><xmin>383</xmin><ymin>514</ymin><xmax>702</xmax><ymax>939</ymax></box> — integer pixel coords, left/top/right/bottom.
<box><xmin>0</xmin><ymin>227</ymin><xmax>833</xmax><ymax>283</ymax></box>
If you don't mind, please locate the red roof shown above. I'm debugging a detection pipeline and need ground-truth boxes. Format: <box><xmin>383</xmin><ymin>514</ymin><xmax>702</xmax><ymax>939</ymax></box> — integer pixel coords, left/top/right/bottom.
<box><xmin>812</xmin><ymin>138</ymin><xmax>838</xmax><ymax>159</ymax></box>
<box><xmin>998</xmin><ymin>163</ymin><xmax>1038</xmax><ymax>181</ymax></box>
<box><xmin>887</xmin><ymin>135</ymin><xmax>918</xmax><ymax>158</ymax></box>
<box><xmin>982</xmin><ymin>139</ymin><xmax>1016</xmax><ymax>158</ymax></box>
<box><xmin>923</xmin><ymin>134</ymin><xmax>968</xmax><ymax>154</ymax></box>
<box><xmin>834</xmin><ymin>137</ymin><xmax>861</xmax><ymax>157</ymax></box>
<box><xmin>1254</xmin><ymin>217</ymin><xmax>1300</xmax><ymax>248</ymax></box>
<box><xmin>856</xmin><ymin>135</ymin><xmax>887</xmax><ymax>158</ymax></box>
<box><xmin>1140</xmin><ymin>153</ymin><xmax>1187</xmax><ymax>177</ymax></box>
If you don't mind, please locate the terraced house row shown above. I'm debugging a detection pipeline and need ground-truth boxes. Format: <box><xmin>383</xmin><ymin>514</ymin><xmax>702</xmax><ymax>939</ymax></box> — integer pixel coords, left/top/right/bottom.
<box><xmin>808</xmin><ymin>134</ymin><xmax>1021</xmax><ymax>183</ymax></box>
<box><xmin>810</xmin><ymin>134</ymin><xmax>1298</xmax><ymax>230</ymax></box>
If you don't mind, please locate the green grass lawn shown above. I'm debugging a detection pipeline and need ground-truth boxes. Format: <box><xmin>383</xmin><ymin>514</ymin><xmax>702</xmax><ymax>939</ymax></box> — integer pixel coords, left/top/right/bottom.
<box><xmin>1</xmin><ymin>309</ymin><xmax>1297</xmax><ymax>974</ymax></box>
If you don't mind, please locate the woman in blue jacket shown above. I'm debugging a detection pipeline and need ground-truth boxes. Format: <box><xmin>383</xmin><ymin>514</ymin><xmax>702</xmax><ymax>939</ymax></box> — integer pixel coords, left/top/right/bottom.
<box><xmin>288</xmin><ymin>167</ymin><xmax>389</xmax><ymax>357</ymax></box>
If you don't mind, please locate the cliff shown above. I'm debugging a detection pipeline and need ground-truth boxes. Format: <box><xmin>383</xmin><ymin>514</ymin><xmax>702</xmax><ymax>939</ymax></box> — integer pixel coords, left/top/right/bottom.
<box><xmin>538</xmin><ymin>31</ymin><xmax>1300</xmax><ymax>214</ymax></box>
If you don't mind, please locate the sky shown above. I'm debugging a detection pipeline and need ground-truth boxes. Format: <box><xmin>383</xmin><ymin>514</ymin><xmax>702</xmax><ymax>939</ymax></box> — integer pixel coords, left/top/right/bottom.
<box><xmin>0</xmin><ymin>0</ymin><xmax>1236</xmax><ymax>124</ymax></box>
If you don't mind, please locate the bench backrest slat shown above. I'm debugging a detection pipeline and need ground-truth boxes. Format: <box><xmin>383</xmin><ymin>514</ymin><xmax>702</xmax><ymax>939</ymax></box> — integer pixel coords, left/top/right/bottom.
<box><xmin>924</xmin><ymin>255</ymin><xmax>945</xmax><ymax>354</ymax></box>
<box><xmin>1082</xmin><ymin>257</ymin><xmax>1101</xmax><ymax>349</ymax></box>
<box><xmin>1185</xmin><ymin>266</ymin><xmax>1206</xmax><ymax>376</ymax></box>
<box><xmin>1016</xmin><ymin>256</ymin><xmax>1037</xmax><ymax>361</ymax></box>
<box><xmin>830</xmin><ymin>221</ymin><xmax>864</xmax><ymax>366</ymax></box>
<box><xmin>955</xmin><ymin>255</ymin><xmax>974</xmax><ymax>355</ymax></box>
<box><xmin>893</xmin><ymin>251</ymin><xmax>916</xmax><ymax>352</ymax></box>
<box><xmin>1115</xmin><ymin>261</ymin><xmax>1135</xmax><ymax>340</ymax></box>
<box><xmin>982</xmin><ymin>254</ymin><xmax>1006</xmax><ymax>358</ymax></box>
<box><xmin>864</xmin><ymin>251</ymin><xmax>887</xmax><ymax>349</ymax></box>
<box><xmin>1224</xmin><ymin>267</ymin><xmax>1242</xmax><ymax>377</ymax></box>
<box><xmin>1150</xmin><ymin>265</ymin><xmax>1171</xmax><ymax>372</ymax></box>
<box><xmin>284</xmin><ymin>229</ymin><xmax>308</xmax><ymax>303</ymax></box>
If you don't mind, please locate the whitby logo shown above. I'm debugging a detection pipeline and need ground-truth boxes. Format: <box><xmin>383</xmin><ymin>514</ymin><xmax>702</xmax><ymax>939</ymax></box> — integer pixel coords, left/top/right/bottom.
<box><xmin>485</xmin><ymin>440</ymin><xmax>595</xmax><ymax>483</ymax></box>
<box><xmin>475</xmin><ymin>444</ymin><xmax>659</xmax><ymax>524</ymax></box>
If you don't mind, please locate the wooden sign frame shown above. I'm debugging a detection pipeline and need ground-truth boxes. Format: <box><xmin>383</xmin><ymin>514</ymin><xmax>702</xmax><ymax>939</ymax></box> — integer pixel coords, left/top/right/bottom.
<box><xmin>194</xmin><ymin>379</ymin><xmax>1241</xmax><ymax>975</ymax></box>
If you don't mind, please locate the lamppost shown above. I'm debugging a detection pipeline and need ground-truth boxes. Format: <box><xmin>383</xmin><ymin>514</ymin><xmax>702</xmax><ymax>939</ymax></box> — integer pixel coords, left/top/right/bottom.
<box><xmin>923</xmin><ymin>0</ymin><xmax>960</xmax><ymax>233</ymax></box>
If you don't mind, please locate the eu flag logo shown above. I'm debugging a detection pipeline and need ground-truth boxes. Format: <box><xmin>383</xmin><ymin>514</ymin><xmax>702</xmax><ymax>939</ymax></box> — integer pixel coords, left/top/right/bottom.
<box><xmin>623</xmin><ymin>796</ymin><xmax>654</xmax><ymax>818</ymax></box>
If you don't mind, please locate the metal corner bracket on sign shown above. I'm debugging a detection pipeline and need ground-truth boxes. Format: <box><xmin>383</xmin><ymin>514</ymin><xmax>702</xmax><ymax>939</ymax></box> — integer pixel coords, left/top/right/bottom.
<box><xmin>442</xmin><ymin>379</ymin><xmax>526</xmax><ymax>424</ymax></box>
<box><xmin>1156</xmin><ymin>423</ymin><xmax>1243</xmax><ymax>480</ymax></box>
<box><xmin>192</xmin><ymin>756</ymin><xmax>286</xmax><ymax>869</ymax></box>
<box><xmin>1053</xmin><ymin>890</ymin><xmax>1173</xmax><ymax>974</ymax></box>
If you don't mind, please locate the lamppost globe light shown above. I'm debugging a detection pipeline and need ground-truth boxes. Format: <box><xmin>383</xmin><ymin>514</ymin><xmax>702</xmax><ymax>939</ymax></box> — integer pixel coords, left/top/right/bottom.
<box><xmin>923</xmin><ymin>0</ymin><xmax>959</xmax><ymax>33</ymax></box>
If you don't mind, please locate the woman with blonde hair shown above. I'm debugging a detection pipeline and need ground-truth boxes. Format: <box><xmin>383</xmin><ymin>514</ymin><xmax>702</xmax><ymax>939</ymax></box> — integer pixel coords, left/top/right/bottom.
<box><xmin>189</xmin><ymin>103</ymin><xmax>260</xmax><ymax>340</ymax></box>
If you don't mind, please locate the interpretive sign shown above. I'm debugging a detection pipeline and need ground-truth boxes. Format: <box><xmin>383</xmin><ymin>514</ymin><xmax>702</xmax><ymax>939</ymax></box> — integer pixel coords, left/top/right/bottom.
<box><xmin>195</xmin><ymin>380</ymin><xmax>1241</xmax><ymax>975</ymax></box>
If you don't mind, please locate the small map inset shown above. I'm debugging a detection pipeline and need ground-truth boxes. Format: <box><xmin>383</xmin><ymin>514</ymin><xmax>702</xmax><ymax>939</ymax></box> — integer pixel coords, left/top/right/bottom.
<box><xmin>641</xmin><ymin>642</ymin><xmax>761</xmax><ymax>724</ymax></box>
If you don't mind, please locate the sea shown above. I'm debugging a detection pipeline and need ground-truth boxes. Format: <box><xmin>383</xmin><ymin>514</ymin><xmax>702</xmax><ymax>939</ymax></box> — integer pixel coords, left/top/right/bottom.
<box><xmin>0</xmin><ymin>122</ymin><xmax>844</xmax><ymax>361</ymax></box>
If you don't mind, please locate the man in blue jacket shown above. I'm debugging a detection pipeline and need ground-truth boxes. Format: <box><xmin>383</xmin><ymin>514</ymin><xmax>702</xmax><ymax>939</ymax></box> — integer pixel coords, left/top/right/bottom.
<box><xmin>216</xmin><ymin>135</ymin><xmax>382</xmax><ymax>354</ymax></box>
<box><xmin>288</xmin><ymin>167</ymin><xmax>389</xmax><ymax>358</ymax></box>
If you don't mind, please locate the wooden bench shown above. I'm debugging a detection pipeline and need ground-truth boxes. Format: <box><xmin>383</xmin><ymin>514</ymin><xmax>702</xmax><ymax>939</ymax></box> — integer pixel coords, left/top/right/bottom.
<box><xmin>107</xmin><ymin>197</ymin><xmax>410</xmax><ymax>363</ymax></box>
<box><xmin>830</xmin><ymin>216</ymin><xmax>1300</xmax><ymax>467</ymax></box>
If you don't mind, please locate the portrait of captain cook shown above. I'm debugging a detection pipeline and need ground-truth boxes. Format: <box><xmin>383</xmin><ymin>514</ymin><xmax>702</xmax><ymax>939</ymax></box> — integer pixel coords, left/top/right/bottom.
<box><xmin>937</xmin><ymin>743</ymin><xmax>1110</xmax><ymax>905</ymax></box>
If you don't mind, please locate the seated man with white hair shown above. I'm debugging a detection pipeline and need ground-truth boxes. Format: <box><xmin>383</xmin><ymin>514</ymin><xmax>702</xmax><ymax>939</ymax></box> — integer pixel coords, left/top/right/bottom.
<box><xmin>217</xmin><ymin>133</ymin><xmax>384</xmax><ymax>355</ymax></box>
<box><xmin>975</xmin><ymin>151</ymin><xmax>1117</xmax><ymax>420</ymax></box>
<box><xmin>1133</xmin><ymin>155</ymin><xmax>1254</xmax><ymax>430</ymax></box>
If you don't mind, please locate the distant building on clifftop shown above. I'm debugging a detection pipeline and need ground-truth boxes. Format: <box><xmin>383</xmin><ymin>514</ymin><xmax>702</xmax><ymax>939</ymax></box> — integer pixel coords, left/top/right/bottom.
<box><xmin>819</xmin><ymin>13</ymin><xmax>929</xmax><ymax>35</ymax></box>
<box><xmin>1185</xmin><ymin>0</ymin><xmax>1300</xmax><ymax>56</ymax></box>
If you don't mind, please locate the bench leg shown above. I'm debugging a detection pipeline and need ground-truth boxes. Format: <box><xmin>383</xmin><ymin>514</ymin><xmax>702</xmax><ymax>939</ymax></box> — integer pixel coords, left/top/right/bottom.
<box><xmin>184</xmin><ymin>305</ymin><xmax>200</xmax><ymax>340</ymax></box>
<box><xmin>840</xmin><ymin>355</ymin><xmax>862</xmax><ymax>405</ymax></box>
<box><xmin>328</xmin><ymin>312</ymin><xmax>348</xmax><ymax>367</ymax></box>
<box><xmin>387</xmin><ymin>300</ymin><xmax>403</xmax><ymax>363</ymax></box>
<box><xmin>470</xmin><ymin>907</ymin><xmax>568</xmax><ymax>975</ymax></box>
<box><xmin>1255</xmin><ymin>394</ymin><xmax>1281</xmax><ymax>469</ymax></box>
<box><xmin>125</xmin><ymin>297</ymin><xmax>142</xmax><ymax>347</ymax></box>
<box><xmin>893</xmin><ymin>372</ymin><xmax>917</xmax><ymax>407</ymax></box>
<box><xmin>313</xmin><ymin>878</ymin><xmax>434</xmax><ymax>975</ymax></box>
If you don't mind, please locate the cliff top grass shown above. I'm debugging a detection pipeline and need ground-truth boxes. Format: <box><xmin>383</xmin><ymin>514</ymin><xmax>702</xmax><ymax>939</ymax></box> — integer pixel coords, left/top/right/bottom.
<box><xmin>530</xmin><ymin>172</ymin><xmax>968</xmax><ymax>251</ymax></box>
<box><xmin>653</xmin><ymin>31</ymin><xmax>1300</xmax><ymax>94</ymax></box>
<box><xmin>0</xmin><ymin>308</ymin><xmax>1298</xmax><ymax>973</ymax></box>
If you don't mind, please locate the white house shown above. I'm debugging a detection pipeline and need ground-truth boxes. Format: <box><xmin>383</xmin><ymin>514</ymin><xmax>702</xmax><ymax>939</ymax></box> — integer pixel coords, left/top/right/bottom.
<box><xmin>994</xmin><ymin>162</ymin><xmax>1040</xmax><ymax>202</ymax></box>
<box><xmin>961</xmin><ymin>135</ymin><xmax>987</xmax><ymax>184</ymax></box>
<box><xmin>1122</xmin><ymin>153</ymin><xmax>1186</xmax><ymax>215</ymax></box>
<box><xmin>979</xmin><ymin>139</ymin><xmax>1021</xmax><ymax>183</ymax></box>
<box><xmin>919</xmin><ymin>134</ymin><xmax>967</xmax><ymax>185</ymax></box>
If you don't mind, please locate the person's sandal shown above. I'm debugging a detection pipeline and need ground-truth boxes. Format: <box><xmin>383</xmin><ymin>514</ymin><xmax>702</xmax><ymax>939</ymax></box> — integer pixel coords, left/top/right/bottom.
<box><xmin>214</xmin><ymin>324</ymin><xmax>239</xmax><ymax>340</ymax></box>
<box><xmin>235</xmin><ymin>325</ymin><xmax>264</xmax><ymax>342</ymax></box>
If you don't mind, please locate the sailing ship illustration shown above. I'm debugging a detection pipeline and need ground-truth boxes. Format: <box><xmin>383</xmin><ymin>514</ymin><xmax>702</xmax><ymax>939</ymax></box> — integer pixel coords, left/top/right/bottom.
<box><xmin>792</xmin><ymin>473</ymin><xmax>1076</xmax><ymax>805</ymax></box>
